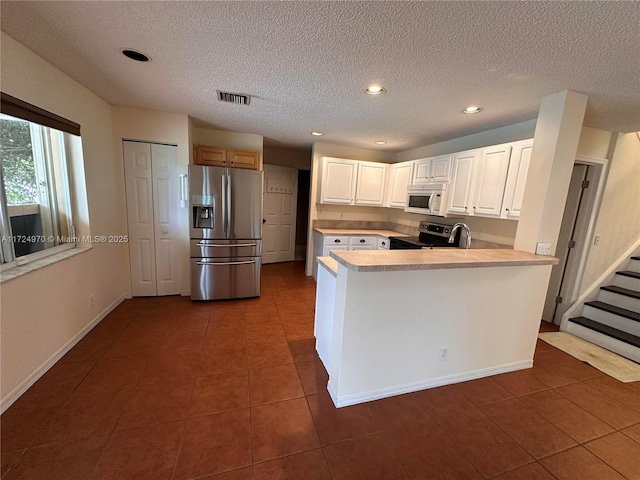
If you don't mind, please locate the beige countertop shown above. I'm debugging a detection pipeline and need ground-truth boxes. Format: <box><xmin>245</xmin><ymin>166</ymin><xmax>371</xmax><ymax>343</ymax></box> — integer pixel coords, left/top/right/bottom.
<box><xmin>313</xmin><ymin>228</ymin><xmax>407</xmax><ymax>237</ymax></box>
<box><xmin>330</xmin><ymin>248</ymin><xmax>559</xmax><ymax>272</ymax></box>
<box><xmin>316</xmin><ymin>256</ymin><xmax>338</xmax><ymax>276</ymax></box>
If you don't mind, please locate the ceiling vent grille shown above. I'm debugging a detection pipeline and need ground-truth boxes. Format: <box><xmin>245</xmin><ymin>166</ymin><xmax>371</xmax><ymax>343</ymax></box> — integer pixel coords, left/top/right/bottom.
<box><xmin>217</xmin><ymin>90</ymin><xmax>251</xmax><ymax>106</ymax></box>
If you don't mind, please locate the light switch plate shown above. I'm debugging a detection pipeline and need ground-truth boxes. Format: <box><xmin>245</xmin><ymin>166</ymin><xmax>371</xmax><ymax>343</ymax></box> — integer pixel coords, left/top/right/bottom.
<box><xmin>536</xmin><ymin>242</ymin><xmax>552</xmax><ymax>255</ymax></box>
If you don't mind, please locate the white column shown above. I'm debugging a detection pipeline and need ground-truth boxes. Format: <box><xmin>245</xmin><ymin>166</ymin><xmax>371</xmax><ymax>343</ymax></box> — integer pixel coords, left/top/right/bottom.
<box><xmin>514</xmin><ymin>90</ymin><xmax>588</xmax><ymax>254</ymax></box>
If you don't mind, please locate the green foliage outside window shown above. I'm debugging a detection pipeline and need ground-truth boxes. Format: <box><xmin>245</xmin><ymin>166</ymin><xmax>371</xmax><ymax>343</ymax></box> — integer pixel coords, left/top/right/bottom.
<box><xmin>0</xmin><ymin>118</ymin><xmax>38</xmax><ymax>205</ymax></box>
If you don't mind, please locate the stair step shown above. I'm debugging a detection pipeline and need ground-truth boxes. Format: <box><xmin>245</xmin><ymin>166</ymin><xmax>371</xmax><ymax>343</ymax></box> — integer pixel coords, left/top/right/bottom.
<box><xmin>599</xmin><ymin>286</ymin><xmax>640</xmax><ymax>315</ymax></box>
<box><xmin>585</xmin><ymin>301</ymin><xmax>640</xmax><ymax>322</ymax></box>
<box><xmin>568</xmin><ymin>317</ymin><xmax>640</xmax><ymax>348</ymax></box>
<box><xmin>566</xmin><ymin>320</ymin><xmax>640</xmax><ymax>363</ymax></box>
<box><xmin>615</xmin><ymin>271</ymin><xmax>640</xmax><ymax>290</ymax></box>
<box><xmin>601</xmin><ymin>285</ymin><xmax>640</xmax><ymax>300</ymax></box>
<box><xmin>618</xmin><ymin>270</ymin><xmax>640</xmax><ymax>279</ymax></box>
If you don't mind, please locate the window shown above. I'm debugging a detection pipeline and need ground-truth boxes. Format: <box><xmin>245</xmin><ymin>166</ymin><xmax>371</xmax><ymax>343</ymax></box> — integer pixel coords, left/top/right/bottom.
<box><xmin>1</xmin><ymin>93</ymin><xmax>79</xmax><ymax>268</ymax></box>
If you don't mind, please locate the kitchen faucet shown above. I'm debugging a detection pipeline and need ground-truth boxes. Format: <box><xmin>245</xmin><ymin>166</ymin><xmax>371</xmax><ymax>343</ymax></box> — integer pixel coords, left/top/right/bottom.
<box><xmin>449</xmin><ymin>223</ymin><xmax>472</xmax><ymax>249</ymax></box>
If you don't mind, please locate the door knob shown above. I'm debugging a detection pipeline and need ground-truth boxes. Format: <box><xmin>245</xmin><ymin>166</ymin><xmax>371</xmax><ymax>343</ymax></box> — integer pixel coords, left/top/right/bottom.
<box><xmin>162</xmin><ymin>230</ymin><xmax>168</xmax><ymax>234</ymax></box>
<box><xmin>262</xmin><ymin>219</ymin><xmax>266</xmax><ymax>224</ymax></box>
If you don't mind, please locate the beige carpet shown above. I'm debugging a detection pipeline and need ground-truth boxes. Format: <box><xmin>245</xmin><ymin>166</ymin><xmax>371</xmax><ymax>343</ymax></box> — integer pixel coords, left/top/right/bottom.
<box><xmin>538</xmin><ymin>332</ymin><xmax>640</xmax><ymax>383</ymax></box>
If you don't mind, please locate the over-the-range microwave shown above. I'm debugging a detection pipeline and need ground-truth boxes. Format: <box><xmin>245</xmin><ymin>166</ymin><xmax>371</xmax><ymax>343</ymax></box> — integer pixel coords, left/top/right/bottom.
<box><xmin>405</xmin><ymin>184</ymin><xmax>449</xmax><ymax>216</ymax></box>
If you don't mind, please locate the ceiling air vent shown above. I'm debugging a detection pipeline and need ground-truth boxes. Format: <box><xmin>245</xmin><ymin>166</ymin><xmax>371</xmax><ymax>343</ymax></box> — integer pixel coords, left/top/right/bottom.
<box><xmin>216</xmin><ymin>90</ymin><xmax>251</xmax><ymax>106</ymax></box>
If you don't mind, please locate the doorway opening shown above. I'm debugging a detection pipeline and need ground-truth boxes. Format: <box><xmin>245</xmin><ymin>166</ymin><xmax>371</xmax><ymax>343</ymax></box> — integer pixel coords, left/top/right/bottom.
<box><xmin>542</xmin><ymin>156</ymin><xmax>607</xmax><ymax>325</ymax></box>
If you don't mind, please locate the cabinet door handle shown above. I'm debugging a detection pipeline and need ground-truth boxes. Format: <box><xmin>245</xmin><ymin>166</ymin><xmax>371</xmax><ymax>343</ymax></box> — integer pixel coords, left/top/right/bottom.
<box><xmin>359</xmin><ymin>239</ymin><xmax>365</xmax><ymax>243</ymax></box>
<box><xmin>334</xmin><ymin>239</ymin><xmax>341</xmax><ymax>243</ymax></box>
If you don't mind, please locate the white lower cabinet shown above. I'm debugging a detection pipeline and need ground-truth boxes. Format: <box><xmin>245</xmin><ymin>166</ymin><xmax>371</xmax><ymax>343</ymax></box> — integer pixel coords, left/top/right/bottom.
<box><xmin>322</xmin><ymin>234</ymin><xmax>389</xmax><ymax>256</ymax></box>
<box><xmin>349</xmin><ymin>236</ymin><xmax>377</xmax><ymax>250</ymax></box>
<box><xmin>322</xmin><ymin>236</ymin><xmax>349</xmax><ymax>256</ymax></box>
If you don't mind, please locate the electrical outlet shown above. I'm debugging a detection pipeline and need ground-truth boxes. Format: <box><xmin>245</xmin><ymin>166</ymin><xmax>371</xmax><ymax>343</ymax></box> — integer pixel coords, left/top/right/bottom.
<box><xmin>594</xmin><ymin>235</ymin><xmax>601</xmax><ymax>245</ymax></box>
<box><xmin>535</xmin><ymin>242</ymin><xmax>552</xmax><ymax>255</ymax></box>
<box><xmin>438</xmin><ymin>347</ymin><xmax>448</xmax><ymax>361</ymax></box>
<box><xmin>320</xmin><ymin>206</ymin><xmax>325</xmax><ymax>214</ymax></box>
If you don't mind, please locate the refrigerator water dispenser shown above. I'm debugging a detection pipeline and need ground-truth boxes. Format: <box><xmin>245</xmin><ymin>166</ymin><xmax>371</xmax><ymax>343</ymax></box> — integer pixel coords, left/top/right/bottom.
<box><xmin>193</xmin><ymin>206</ymin><xmax>214</xmax><ymax>229</ymax></box>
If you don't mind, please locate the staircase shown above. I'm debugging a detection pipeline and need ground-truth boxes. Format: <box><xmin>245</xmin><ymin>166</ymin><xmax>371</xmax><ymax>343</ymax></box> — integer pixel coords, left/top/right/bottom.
<box><xmin>566</xmin><ymin>256</ymin><xmax>640</xmax><ymax>363</ymax></box>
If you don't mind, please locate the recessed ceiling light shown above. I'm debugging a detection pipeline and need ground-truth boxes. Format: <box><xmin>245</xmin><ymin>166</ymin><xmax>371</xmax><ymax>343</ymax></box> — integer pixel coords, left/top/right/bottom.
<box><xmin>462</xmin><ymin>106</ymin><xmax>483</xmax><ymax>114</ymax></box>
<box><xmin>375</xmin><ymin>141</ymin><xmax>387</xmax><ymax>145</ymax></box>
<box><xmin>311</xmin><ymin>131</ymin><xmax>324</xmax><ymax>136</ymax></box>
<box><xmin>365</xmin><ymin>85</ymin><xmax>386</xmax><ymax>95</ymax></box>
<box><xmin>122</xmin><ymin>49</ymin><xmax>151</xmax><ymax>62</ymax></box>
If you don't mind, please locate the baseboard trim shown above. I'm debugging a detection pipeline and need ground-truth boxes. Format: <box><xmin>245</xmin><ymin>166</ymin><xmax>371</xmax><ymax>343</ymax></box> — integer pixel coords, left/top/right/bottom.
<box><xmin>330</xmin><ymin>360</ymin><xmax>532</xmax><ymax>408</ymax></box>
<box><xmin>0</xmin><ymin>293</ymin><xmax>128</xmax><ymax>414</ymax></box>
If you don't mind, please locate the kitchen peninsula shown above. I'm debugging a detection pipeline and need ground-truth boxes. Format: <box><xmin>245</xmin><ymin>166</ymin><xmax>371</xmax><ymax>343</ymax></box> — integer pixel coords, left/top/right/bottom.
<box><xmin>315</xmin><ymin>249</ymin><xmax>558</xmax><ymax>407</ymax></box>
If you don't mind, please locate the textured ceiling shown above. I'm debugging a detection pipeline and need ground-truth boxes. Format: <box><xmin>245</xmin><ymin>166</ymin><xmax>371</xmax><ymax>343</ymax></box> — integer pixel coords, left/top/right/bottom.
<box><xmin>1</xmin><ymin>1</ymin><xmax>639</xmax><ymax>152</ymax></box>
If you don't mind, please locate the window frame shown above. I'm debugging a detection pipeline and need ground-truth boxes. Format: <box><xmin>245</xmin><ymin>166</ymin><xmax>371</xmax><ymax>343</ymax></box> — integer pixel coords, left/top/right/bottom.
<box><xmin>0</xmin><ymin>94</ymin><xmax>79</xmax><ymax>272</ymax></box>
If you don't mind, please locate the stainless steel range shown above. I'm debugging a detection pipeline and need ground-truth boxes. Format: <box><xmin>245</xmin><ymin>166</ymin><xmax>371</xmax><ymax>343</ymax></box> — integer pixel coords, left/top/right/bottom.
<box><xmin>389</xmin><ymin>221</ymin><xmax>461</xmax><ymax>249</ymax></box>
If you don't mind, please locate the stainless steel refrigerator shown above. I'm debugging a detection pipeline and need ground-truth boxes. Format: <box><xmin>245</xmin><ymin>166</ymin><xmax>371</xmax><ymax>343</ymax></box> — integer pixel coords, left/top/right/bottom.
<box><xmin>189</xmin><ymin>165</ymin><xmax>263</xmax><ymax>300</ymax></box>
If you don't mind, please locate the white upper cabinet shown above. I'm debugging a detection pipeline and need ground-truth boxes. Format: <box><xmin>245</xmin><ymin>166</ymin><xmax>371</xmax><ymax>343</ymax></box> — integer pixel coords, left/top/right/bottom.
<box><xmin>472</xmin><ymin>144</ymin><xmax>512</xmax><ymax>218</ymax></box>
<box><xmin>355</xmin><ymin>161</ymin><xmax>387</xmax><ymax>205</ymax></box>
<box><xmin>431</xmin><ymin>155</ymin><xmax>453</xmax><ymax>182</ymax></box>
<box><xmin>320</xmin><ymin>157</ymin><xmax>358</xmax><ymax>204</ymax></box>
<box><xmin>386</xmin><ymin>161</ymin><xmax>415</xmax><ymax>208</ymax></box>
<box><xmin>412</xmin><ymin>155</ymin><xmax>452</xmax><ymax>184</ymax></box>
<box><xmin>502</xmin><ymin>140</ymin><xmax>533</xmax><ymax>219</ymax></box>
<box><xmin>447</xmin><ymin>150</ymin><xmax>478</xmax><ymax>215</ymax></box>
<box><xmin>447</xmin><ymin>143</ymin><xmax>517</xmax><ymax>218</ymax></box>
<box><xmin>320</xmin><ymin>157</ymin><xmax>386</xmax><ymax>206</ymax></box>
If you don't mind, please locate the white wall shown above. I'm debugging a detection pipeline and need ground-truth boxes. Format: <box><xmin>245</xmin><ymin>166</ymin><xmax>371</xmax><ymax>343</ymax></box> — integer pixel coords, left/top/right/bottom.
<box><xmin>111</xmin><ymin>107</ymin><xmax>191</xmax><ymax>294</ymax></box>
<box><xmin>397</xmin><ymin>119</ymin><xmax>536</xmax><ymax>162</ymax></box>
<box><xmin>581</xmin><ymin>131</ymin><xmax>640</xmax><ymax>292</ymax></box>
<box><xmin>192</xmin><ymin>127</ymin><xmax>263</xmax><ymax>152</ymax></box>
<box><xmin>263</xmin><ymin>146</ymin><xmax>311</xmax><ymax>170</ymax></box>
<box><xmin>1</xmin><ymin>33</ymin><xmax>129</xmax><ymax>404</ymax></box>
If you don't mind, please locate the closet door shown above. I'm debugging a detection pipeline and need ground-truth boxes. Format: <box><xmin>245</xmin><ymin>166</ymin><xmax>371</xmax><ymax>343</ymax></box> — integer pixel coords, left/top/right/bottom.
<box><xmin>124</xmin><ymin>141</ymin><xmax>157</xmax><ymax>296</ymax></box>
<box><xmin>124</xmin><ymin>141</ymin><xmax>181</xmax><ymax>296</ymax></box>
<box><xmin>151</xmin><ymin>144</ymin><xmax>181</xmax><ymax>296</ymax></box>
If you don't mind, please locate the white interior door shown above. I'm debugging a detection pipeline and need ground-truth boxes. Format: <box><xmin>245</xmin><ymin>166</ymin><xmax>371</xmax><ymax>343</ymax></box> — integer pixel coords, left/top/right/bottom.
<box><xmin>262</xmin><ymin>164</ymin><xmax>297</xmax><ymax>264</ymax></box>
<box><xmin>542</xmin><ymin>164</ymin><xmax>589</xmax><ymax>323</ymax></box>
<box><xmin>124</xmin><ymin>141</ymin><xmax>181</xmax><ymax>296</ymax></box>
<box><xmin>124</xmin><ymin>141</ymin><xmax>157</xmax><ymax>296</ymax></box>
<box><xmin>151</xmin><ymin>144</ymin><xmax>181</xmax><ymax>296</ymax></box>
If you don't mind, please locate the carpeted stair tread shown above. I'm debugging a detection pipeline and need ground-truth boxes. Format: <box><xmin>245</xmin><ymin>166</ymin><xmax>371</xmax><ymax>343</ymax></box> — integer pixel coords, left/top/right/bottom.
<box><xmin>585</xmin><ymin>301</ymin><xmax>640</xmax><ymax>322</ymax></box>
<box><xmin>569</xmin><ymin>316</ymin><xmax>640</xmax><ymax>348</ymax></box>
<box><xmin>601</xmin><ymin>285</ymin><xmax>640</xmax><ymax>300</ymax></box>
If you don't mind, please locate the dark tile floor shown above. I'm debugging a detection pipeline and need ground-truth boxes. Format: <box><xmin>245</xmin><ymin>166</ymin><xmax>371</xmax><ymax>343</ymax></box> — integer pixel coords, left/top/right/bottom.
<box><xmin>2</xmin><ymin>261</ymin><xmax>640</xmax><ymax>479</ymax></box>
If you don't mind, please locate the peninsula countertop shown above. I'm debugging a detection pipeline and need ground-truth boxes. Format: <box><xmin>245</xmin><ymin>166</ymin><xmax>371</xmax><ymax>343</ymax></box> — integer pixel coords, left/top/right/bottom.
<box><xmin>329</xmin><ymin>248</ymin><xmax>559</xmax><ymax>272</ymax></box>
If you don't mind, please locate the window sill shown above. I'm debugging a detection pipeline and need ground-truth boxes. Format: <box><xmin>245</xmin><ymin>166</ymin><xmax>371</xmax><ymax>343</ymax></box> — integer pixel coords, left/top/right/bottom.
<box><xmin>0</xmin><ymin>245</ymin><xmax>92</xmax><ymax>284</ymax></box>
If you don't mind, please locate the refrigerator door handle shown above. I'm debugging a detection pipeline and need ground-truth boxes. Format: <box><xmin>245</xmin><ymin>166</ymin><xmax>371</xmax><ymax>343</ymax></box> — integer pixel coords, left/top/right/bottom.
<box><xmin>221</xmin><ymin>173</ymin><xmax>227</xmax><ymax>235</ymax></box>
<box><xmin>196</xmin><ymin>242</ymin><xmax>257</xmax><ymax>248</ymax></box>
<box><xmin>196</xmin><ymin>260</ymin><xmax>256</xmax><ymax>266</ymax></box>
<box><xmin>226</xmin><ymin>171</ymin><xmax>232</xmax><ymax>237</ymax></box>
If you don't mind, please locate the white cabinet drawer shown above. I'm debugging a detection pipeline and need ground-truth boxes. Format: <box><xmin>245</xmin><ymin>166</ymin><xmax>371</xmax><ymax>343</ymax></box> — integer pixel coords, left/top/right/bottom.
<box><xmin>348</xmin><ymin>236</ymin><xmax>377</xmax><ymax>248</ymax></box>
<box><xmin>323</xmin><ymin>236</ymin><xmax>349</xmax><ymax>256</ymax></box>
